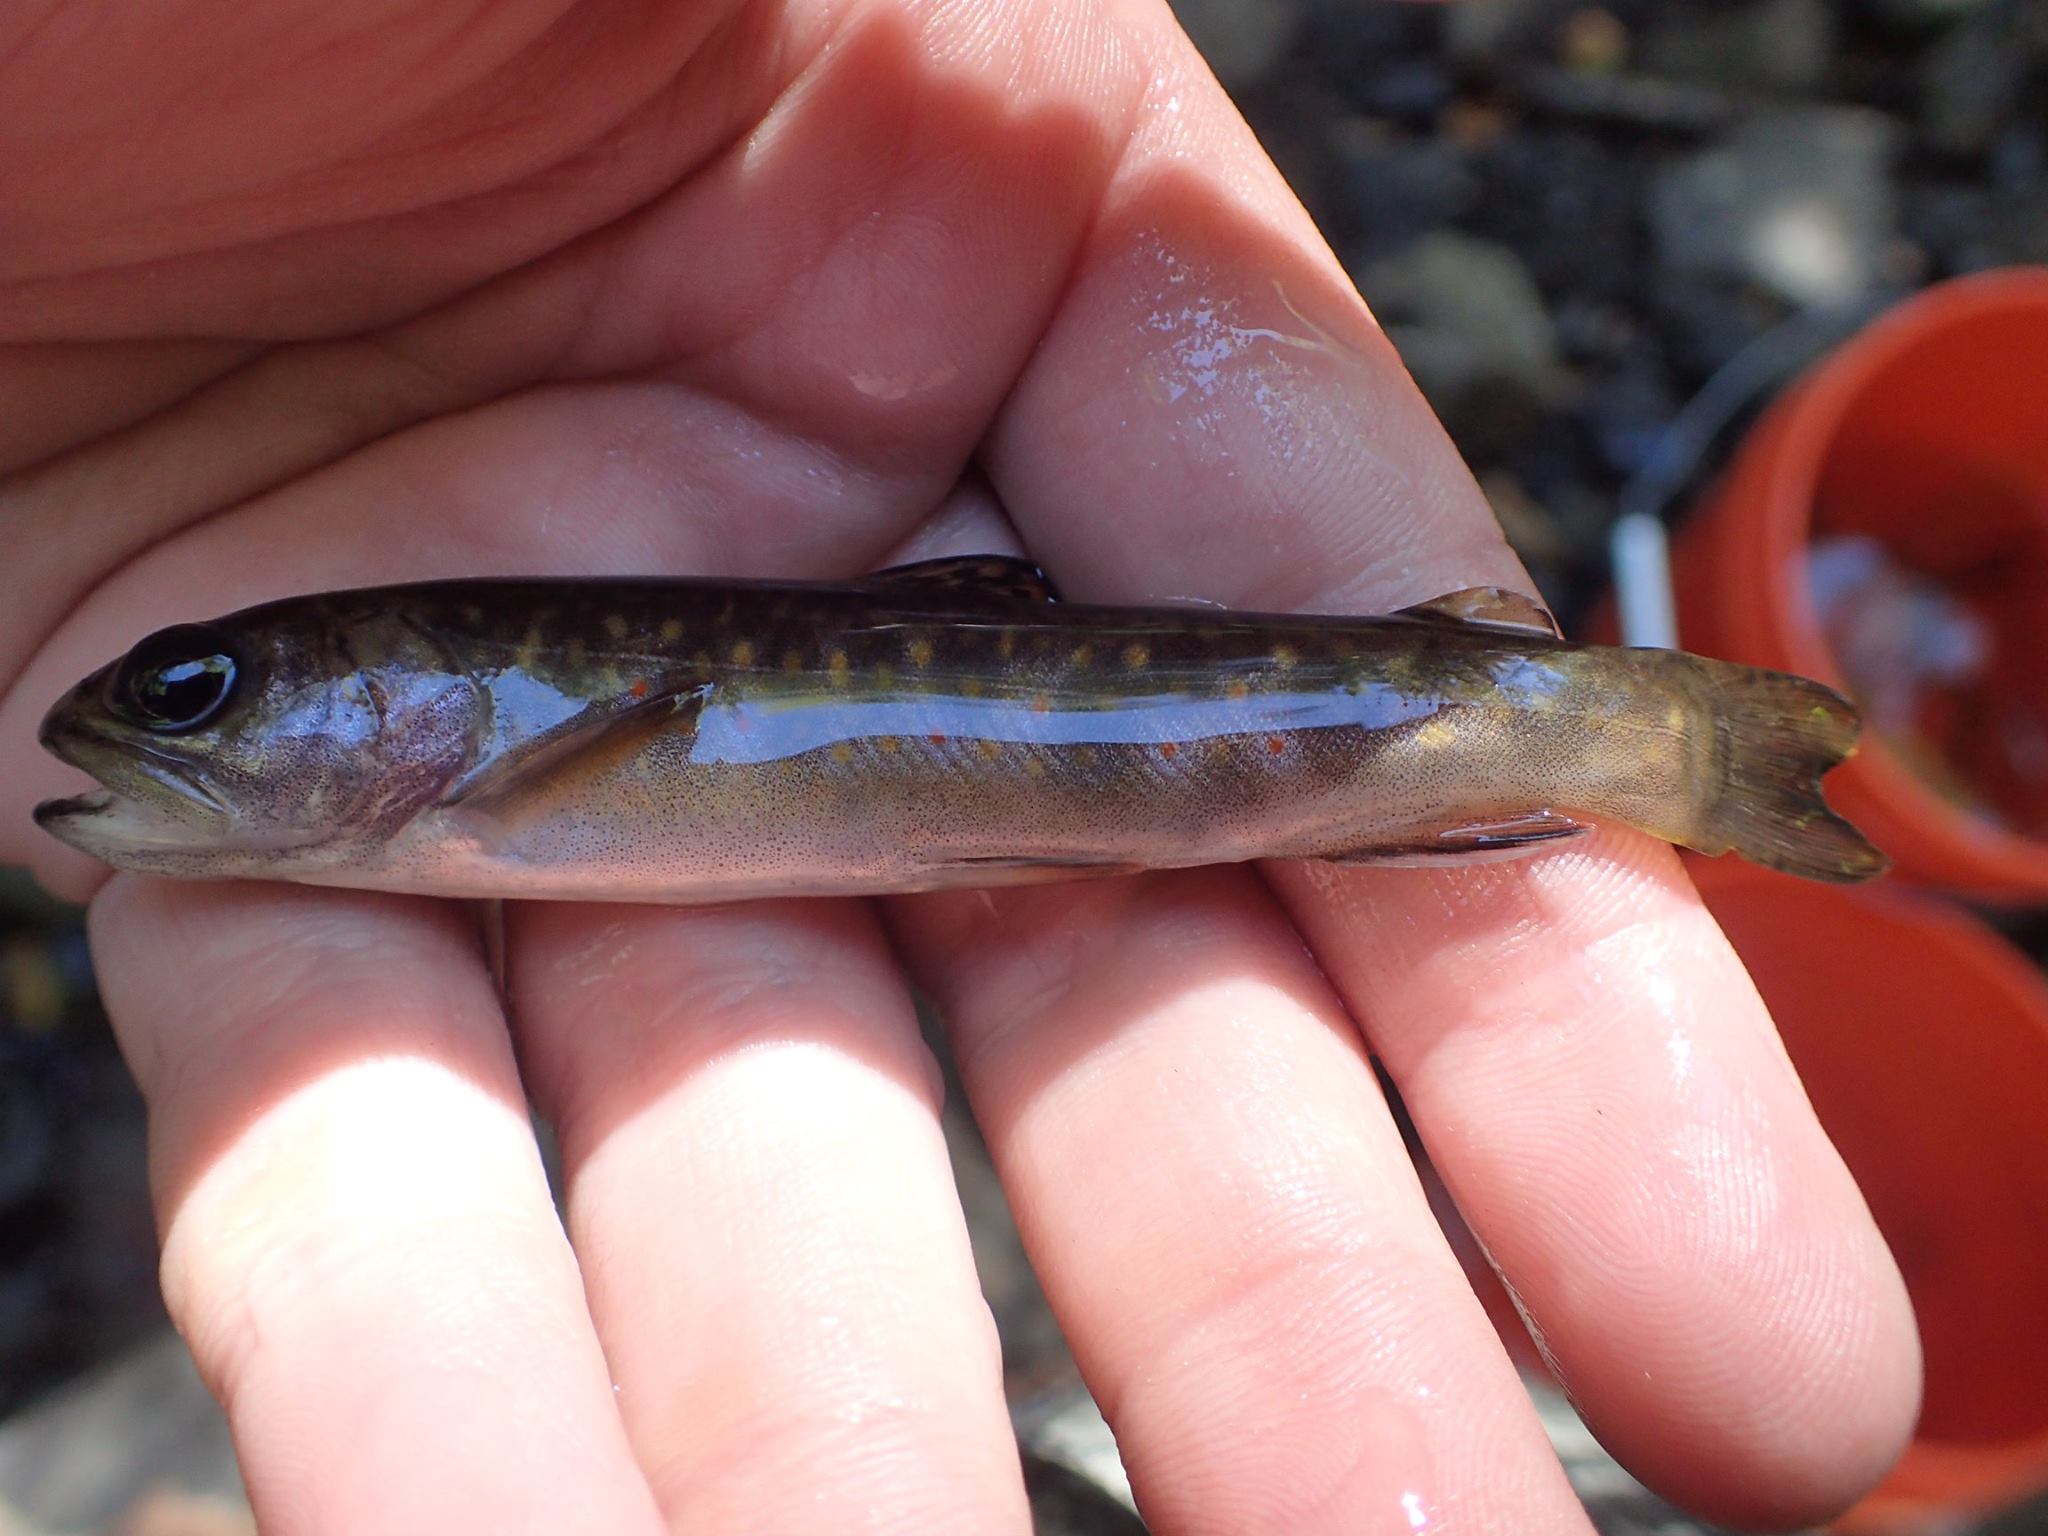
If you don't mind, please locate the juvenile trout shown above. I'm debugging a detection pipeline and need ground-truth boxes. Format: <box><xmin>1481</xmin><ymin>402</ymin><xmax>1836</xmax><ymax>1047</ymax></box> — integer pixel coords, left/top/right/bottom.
<box><xmin>33</xmin><ymin>557</ymin><xmax>1886</xmax><ymax>897</ymax></box>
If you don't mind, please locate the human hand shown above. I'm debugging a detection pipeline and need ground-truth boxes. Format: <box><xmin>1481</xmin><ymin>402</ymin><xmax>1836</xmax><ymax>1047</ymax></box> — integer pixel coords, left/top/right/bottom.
<box><xmin>0</xmin><ymin>0</ymin><xmax>1919</xmax><ymax>1529</ymax></box>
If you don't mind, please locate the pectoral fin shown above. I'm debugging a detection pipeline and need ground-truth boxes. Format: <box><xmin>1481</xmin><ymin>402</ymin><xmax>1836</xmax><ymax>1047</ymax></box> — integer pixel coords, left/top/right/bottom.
<box><xmin>1395</xmin><ymin>587</ymin><xmax>1560</xmax><ymax>638</ymax></box>
<box><xmin>1319</xmin><ymin>809</ymin><xmax>1589</xmax><ymax>866</ymax></box>
<box><xmin>859</xmin><ymin>555</ymin><xmax>1060</xmax><ymax>605</ymax></box>
<box><xmin>441</xmin><ymin>684</ymin><xmax>710</xmax><ymax>817</ymax></box>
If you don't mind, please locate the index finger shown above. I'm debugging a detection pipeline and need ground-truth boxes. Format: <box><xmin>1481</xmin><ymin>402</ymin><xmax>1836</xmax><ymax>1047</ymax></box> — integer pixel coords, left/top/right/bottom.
<box><xmin>974</xmin><ymin>15</ymin><xmax>1919</xmax><ymax>1523</ymax></box>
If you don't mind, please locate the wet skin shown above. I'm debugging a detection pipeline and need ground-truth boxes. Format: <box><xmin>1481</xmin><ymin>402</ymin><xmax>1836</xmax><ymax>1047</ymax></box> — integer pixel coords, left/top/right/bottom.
<box><xmin>0</xmin><ymin>1</ymin><xmax>1920</xmax><ymax>1533</ymax></box>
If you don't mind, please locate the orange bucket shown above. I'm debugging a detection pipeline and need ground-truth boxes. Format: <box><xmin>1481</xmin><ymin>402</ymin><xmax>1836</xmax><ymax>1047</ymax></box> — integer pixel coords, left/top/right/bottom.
<box><xmin>1671</xmin><ymin>269</ymin><xmax>2048</xmax><ymax>899</ymax></box>
<box><xmin>1689</xmin><ymin>857</ymin><xmax>2048</xmax><ymax>1525</ymax></box>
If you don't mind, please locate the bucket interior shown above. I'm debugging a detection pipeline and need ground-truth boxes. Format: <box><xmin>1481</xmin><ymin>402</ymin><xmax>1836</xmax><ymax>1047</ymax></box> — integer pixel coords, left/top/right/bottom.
<box><xmin>1806</xmin><ymin>293</ymin><xmax>2048</xmax><ymax>840</ymax></box>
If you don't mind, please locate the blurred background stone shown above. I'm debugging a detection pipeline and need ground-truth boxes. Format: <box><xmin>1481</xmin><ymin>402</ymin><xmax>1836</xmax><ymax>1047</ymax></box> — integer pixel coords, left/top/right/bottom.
<box><xmin>1167</xmin><ymin>0</ymin><xmax>1302</xmax><ymax>91</ymax></box>
<box><xmin>1649</xmin><ymin>108</ymin><xmax>1903</xmax><ymax>308</ymax></box>
<box><xmin>0</xmin><ymin>1332</ymin><xmax>245</xmax><ymax>1536</ymax></box>
<box><xmin>1358</xmin><ymin>230</ymin><xmax>1564</xmax><ymax>459</ymax></box>
<box><xmin>1640</xmin><ymin>0</ymin><xmax>1838</xmax><ymax>94</ymax></box>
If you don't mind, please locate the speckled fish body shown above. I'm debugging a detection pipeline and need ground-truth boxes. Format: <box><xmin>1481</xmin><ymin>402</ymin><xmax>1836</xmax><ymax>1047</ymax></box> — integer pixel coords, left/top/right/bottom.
<box><xmin>34</xmin><ymin>558</ymin><xmax>1887</xmax><ymax>896</ymax></box>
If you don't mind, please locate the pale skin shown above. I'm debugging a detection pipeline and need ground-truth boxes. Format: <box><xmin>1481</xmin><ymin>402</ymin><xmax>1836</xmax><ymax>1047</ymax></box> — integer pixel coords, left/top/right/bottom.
<box><xmin>0</xmin><ymin>0</ymin><xmax>1920</xmax><ymax>1530</ymax></box>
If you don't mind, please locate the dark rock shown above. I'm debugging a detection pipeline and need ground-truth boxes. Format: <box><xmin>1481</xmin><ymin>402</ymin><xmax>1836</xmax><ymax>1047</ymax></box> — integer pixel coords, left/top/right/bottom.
<box><xmin>1650</xmin><ymin>274</ymin><xmax>1793</xmax><ymax>377</ymax></box>
<box><xmin>1990</xmin><ymin>117</ymin><xmax>2047</xmax><ymax>193</ymax></box>
<box><xmin>1505</xmin><ymin>63</ymin><xmax>1739</xmax><ymax>135</ymax></box>
<box><xmin>1906</xmin><ymin>177</ymin><xmax>2048</xmax><ymax>273</ymax></box>
<box><xmin>1351</xmin><ymin>58</ymin><xmax>1457</xmax><ymax>125</ymax></box>
<box><xmin>1297</xmin><ymin>0</ymin><xmax>1443</xmax><ymax>86</ymax></box>
<box><xmin>1552</xmin><ymin>294</ymin><xmax>1640</xmax><ymax>365</ymax></box>
<box><xmin>1360</xmin><ymin>231</ymin><xmax>1563</xmax><ymax>459</ymax></box>
<box><xmin>1640</xmin><ymin>0</ymin><xmax>1838</xmax><ymax>94</ymax></box>
<box><xmin>1326</xmin><ymin>119</ymin><xmax>1478</xmax><ymax>257</ymax></box>
<box><xmin>1579</xmin><ymin>344</ymin><xmax>1685</xmax><ymax>478</ymax></box>
<box><xmin>1919</xmin><ymin>1</ymin><xmax>2031</xmax><ymax>155</ymax></box>
<box><xmin>1650</xmin><ymin>108</ymin><xmax>1904</xmax><ymax>307</ymax></box>
<box><xmin>1858</xmin><ymin>0</ymin><xmax>2003</xmax><ymax>33</ymax></box>
<box><xmin>1169</xmin><ymin>0</ymin><xmax>1303</xmax><ymax>91</ymax></box>
<box><xmin>0</xmin><ymin>965</ymin><xmax>161</xmax><ymax>1423</ymax></box>
<box><xmin>1467</xmin><ymin>132</ymin><xmax>1647</xmax><ymax>300</ymax></box>
<box><xmin>1443</xmin><ymin>0</ymin><xmax>1574</xmax><ymax>62</ymax></box>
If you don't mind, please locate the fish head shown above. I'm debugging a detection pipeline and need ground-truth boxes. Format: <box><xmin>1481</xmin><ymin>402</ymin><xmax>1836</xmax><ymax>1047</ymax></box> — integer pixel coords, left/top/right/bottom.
<box><xmin>34</xmin><ymin>599</ymin><xmax>486</xmax><ymax>878</ymax></box>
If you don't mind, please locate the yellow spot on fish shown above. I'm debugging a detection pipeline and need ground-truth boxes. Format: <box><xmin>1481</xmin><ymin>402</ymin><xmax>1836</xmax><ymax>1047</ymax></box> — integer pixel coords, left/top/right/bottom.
<box><xmin>604</xmin><ymin>613</ymin><xmax>630</xmax><ymax>641</ymax></box>
<box><xmin>1414</xmin><ymin>718</ymin><xmax>1458</xmax><ymax>749</ymax></box>
<box><xmin>730</xmin><ymin>640</ymin><xmax>756</xmax><ymax>667</ymax></box>
<box><xmin>978</xmin><ymin>739</ymin><xmax>1001</xmax><ymax>759</ymax></box>
<box><xmin>660</xmin><ymin>618</ymin><xmax>686</xmax><ymax>644</ymax></box>
<box><xmin>1071</xmin><ymin>643</ymin><xmax>1094</xmax><ymax>666</ymax></box>
<box><xmin>1024</xmin><ymin>755</ymin><xmax>1046</xmax><ymax>779</ymax></box>
<box><xmin>830</xmin><ymin>742</ymin><xmax>854</xmax><ymax>765</ymax></box>
<box><xmin>1122</xmin><ymin>642</ymin><xmax>1151</xmax><ymax>668</ymax></box>
<box><xmin>565</xmin><ymin>636</ymin><xmax>588</xmax><ymax>668</ymax></box>
<box><xmin>960</xmin><ymin>678</ymin><xmax>985</xmax><ymax>698</ymax></box>
<box><xmin>908</xmin><ymin>637</ymin><xmax>935</xmax><ymax>668</ymax></box>
<box><xmin>828</xmin><ymin>649</ymin><xmax>851</xmax><ymax>683</ymax></box>
<box><xmin>1271</xmin><ymin>644</ymin><xmax>1298</xmax><ymax>669</ymax></box>
<box><xmin>692</xmin><ymin>650</ymin><xmax>713</xmax><ymax>671</ymax></box>
<box><xmin>1224</xmin><ymin>678</ymin><xmax>1251</xmax><ymax>699</ymax></box>
<box><xmin>875</xmin><ymin>663</ymin><xmax>896</xmax><ymax>688</ymax></box>
<box><xmin>877</xmin><ymin>735</ymin><xmax>900</xmax><ymax>753</ymax></box>
<box><xmin>516</xmin><ymin>627</ymin><xmax>544</xmax><ymax>669</ymax></box>
<box><xmin>1075</xmin><ymin>745</ymin><xmax>1098</xmax><ymax>766</ymax></box>
<box><xmin>996</xmin><ymin>632</ymin><xmax>1016</xmax><ymax>660</ymax></box>
<box><xmin>1031</xmin><ymin>692</ymin><xmax>1052</xmax><ymax>713</ymax></box>
<box><xmin>783</xmin><ymin>650</ymin><xmax>804</xmax><ymax>672</ymax></box>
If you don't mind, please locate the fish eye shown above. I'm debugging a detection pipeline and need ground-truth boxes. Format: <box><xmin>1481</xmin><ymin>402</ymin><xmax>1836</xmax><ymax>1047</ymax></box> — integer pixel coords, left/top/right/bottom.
<box><xmin>111</xmin><ymin>624</ymin><xmax>240</xmax><ymax>733</ymax></box>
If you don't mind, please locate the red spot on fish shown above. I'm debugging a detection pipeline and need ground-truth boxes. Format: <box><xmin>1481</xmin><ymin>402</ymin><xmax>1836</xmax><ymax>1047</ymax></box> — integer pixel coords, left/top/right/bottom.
<box><xmin>1158</xmin><ymin>741</ymin><xmax>1178</xmax><ymax>759</ymax></box>
<box><xmin>1266</xmin><ymin>735</ymin><xmax>1286</xmax><ymax>755</ymax></box>
<box><xmin>629</xmin><ymin>678</ymin><xmax>651</xmax><ymax>698</ymax></box>
<box><xmin>929</xmin><ymin>733</ymin><xmax>948</xmax><ymax>745</ymax></box>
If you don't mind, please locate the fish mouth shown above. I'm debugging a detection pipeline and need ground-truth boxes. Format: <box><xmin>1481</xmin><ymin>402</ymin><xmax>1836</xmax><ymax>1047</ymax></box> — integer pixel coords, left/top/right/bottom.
<box><xmin>34</xmin><ymin>710</ymin><xmax>232</xmax><ymax>864</ymax></box>
<box><xmin>33</xmin><ymin>786</ymin><xmax>225</xmax><ymax>857</ymax></box>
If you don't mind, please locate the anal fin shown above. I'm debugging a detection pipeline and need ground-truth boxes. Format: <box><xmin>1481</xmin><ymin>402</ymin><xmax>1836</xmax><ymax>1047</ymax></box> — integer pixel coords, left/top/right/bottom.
<box><xmin>1320</xmin><ymin>809</ymin><xmax>1589</xmax><ymax>867</ymax></box>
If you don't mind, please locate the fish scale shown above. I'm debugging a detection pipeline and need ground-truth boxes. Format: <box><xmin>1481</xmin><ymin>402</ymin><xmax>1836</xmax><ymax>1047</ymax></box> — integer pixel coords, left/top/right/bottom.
<box><xmin>34</xmin><ymin>555</ymin><xmax>1887</xmax><ymax>898</ymax></box>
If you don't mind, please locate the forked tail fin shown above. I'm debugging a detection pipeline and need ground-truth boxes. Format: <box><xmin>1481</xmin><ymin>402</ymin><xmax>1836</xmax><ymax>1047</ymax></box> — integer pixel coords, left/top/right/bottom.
<box><xmin>1692</xmin><ymin>662</ymin><xmax>1888</xmax><ymax>883</ymax></box>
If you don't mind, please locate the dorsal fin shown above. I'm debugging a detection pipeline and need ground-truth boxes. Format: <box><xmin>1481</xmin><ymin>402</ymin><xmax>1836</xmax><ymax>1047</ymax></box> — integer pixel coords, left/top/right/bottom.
<box><xmin>1395</xmin><ymin>586</ymin><xmax>1560</xmax><ymax>638</ymax></box>
<box><xmin>860</xmin><ymin>555</ymin><xmax>1060</xmax><ymax>605</ymax></box>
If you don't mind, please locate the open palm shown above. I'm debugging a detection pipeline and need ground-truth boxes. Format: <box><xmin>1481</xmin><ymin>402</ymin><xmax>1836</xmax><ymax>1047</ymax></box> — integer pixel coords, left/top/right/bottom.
<box><xmin>0</xmin><ymin>0</ymin><xmax>1918</xmax><ymax>1530</ymax></box>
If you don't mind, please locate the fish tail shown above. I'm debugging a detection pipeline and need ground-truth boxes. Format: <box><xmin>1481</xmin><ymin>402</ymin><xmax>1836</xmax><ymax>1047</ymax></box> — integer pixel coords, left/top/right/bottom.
<box><xmin>1688</xmin><ymin>663</ymin><xmax>1889</xmax><ymax>883</ymax></box>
